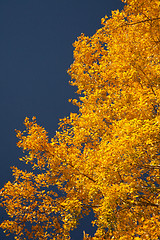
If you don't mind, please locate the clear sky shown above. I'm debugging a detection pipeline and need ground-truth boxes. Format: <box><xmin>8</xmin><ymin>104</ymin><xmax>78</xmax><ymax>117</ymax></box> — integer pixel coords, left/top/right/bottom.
<box><xmin>0</xmin><ymin>0</ymin><xmax>124</xmax><ymax>239</ymax></box>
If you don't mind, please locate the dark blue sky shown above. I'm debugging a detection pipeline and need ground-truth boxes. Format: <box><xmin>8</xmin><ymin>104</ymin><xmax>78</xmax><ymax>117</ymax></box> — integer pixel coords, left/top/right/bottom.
<box><xmin>0</xmin><ymin>0</ymin><xmax>124</xmax><ymax>239</ymax></box>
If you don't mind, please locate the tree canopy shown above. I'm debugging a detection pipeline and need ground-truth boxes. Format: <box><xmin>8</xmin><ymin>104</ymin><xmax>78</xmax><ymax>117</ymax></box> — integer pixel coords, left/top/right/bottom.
<box><xmin>1</xmin><ymin>0</ymin><xmax>160</xmax><ymax>239</ymax></box>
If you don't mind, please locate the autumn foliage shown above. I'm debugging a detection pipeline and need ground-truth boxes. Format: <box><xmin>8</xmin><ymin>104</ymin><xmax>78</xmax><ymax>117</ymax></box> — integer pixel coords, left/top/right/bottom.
<box><xmin>1</xmin><ymin>0</ymin><xmax>160</xmax><ymax>239</ymax></box>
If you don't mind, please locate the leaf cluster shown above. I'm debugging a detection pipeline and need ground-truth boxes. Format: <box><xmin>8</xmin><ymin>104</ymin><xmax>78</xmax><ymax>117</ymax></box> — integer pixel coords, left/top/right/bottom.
<box><xmin>1</xmin><ymin>0</ymin><xmax>160</xmax><ymax>239</ymax></box>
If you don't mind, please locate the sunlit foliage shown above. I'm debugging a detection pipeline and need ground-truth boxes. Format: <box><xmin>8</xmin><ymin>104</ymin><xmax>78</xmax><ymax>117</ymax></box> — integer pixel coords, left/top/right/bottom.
<box><xmin>1</xmin><ymin>0</ymin><xmax>160</xmax><ymax>239</ymax></box>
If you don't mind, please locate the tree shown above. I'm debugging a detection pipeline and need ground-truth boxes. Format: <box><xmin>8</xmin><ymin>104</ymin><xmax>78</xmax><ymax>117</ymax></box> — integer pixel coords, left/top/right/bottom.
<box><xmin>1</xmin><ymin>0</ymin><xmax>160</xmax><ymax>239</ymax></box>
